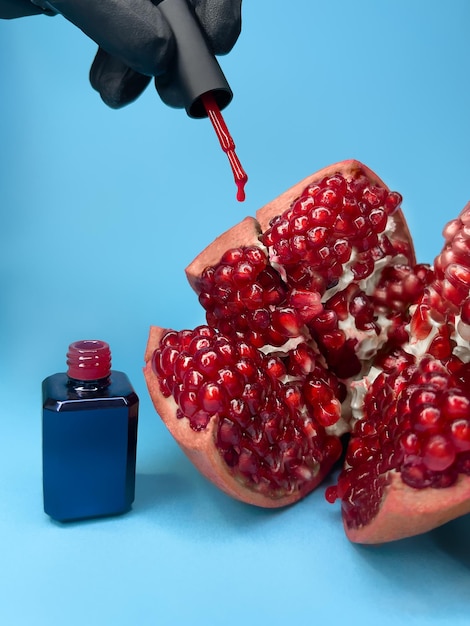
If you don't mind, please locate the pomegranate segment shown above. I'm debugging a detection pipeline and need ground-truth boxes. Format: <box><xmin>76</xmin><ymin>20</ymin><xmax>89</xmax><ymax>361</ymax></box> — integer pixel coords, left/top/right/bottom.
<box><xmin>327</xmin><ymin>353</ymin><xmax>470</xmax><ymax>532</ymax></box>
<box><xmin>327</xmin><ymin>201</ymin><xmax>470</xmax><ymax>543</ymax></box>
<box><xmin>259</xmin><ymin>172</ymin><xmax>404</xmax><ymax>295</ymax></box>
<box><xmin>152</xmin><ymin>324</ymin><xmax>343</xmax><ymax>501</ymax></box>
<box><xmin>192</xmin><ymin>167</ymin><xmax>416</xmax><ymax>381</ymax></box>
<box><xmin>144</xmin><ymin>160</ymin><xmax>470</xmax><ymax>541</ymax></box>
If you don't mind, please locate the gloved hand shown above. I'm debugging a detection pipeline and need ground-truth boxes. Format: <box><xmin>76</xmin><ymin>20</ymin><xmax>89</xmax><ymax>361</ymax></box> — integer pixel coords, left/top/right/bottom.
<box><xmin>2</xmin><ymin>0</ymin><xmax>242</xmax><ymax>109</ymax></box>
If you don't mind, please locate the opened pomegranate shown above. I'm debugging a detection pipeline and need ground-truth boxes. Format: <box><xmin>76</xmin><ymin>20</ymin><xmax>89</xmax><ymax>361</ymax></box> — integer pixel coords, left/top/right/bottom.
<box><xmin>144</xmin><ymin>160</ymin><xmax>470</xmax><ymax>541</ymax></box>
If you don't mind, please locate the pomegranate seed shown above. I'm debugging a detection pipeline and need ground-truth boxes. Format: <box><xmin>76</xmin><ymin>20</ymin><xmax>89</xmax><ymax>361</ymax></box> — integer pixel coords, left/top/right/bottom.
<box><xmin>238</xmin><ymin>448</ymin><xmax>260</xmax><ymax>475</ymax></box>
<box><xmin>351</xmin><ymin>256</ymin><xmax>374</xmax><ymax>280</ymax></box>
<box><xmin>449</xmin><ymin>419</ymin><xmax>470</xmax><ymax>451</ymax></box>
<box><xmin>399</xmin><ymin>431</ymin><xmax>421</xmax><ymax>456</ymax></box>
<box><xmin>264</xmin><ymin>355</ymin><xmax>287</xmax><ymax>380</ymax></box>
<box><xmin>234</xmin><ymin>357</ymin><xmax>258</xmax><ymax>381</ymax></box>
<box><xmin>422</xmin><ymin>434</ymin><xmax>456</xmax><ymax>472</ymax></box>
<box><xmin>333</xmin><ymin>239</ymin><xmax>352</xmax><ymax>263</ymax></box>
<box><xmin>179</xmin><ymin>389</ymin><xmax>199</xmax><ymax>417</ymax></box>
<box><xmin>271</xmin><ymin>307</ymin><xmax>303</xmax><ymax>337</ymax></box>
<box><xmin>325</xmin><ymin>485</ymin><xmax>338</xmax><ymax>503</ymax></box>
<box><xmin>183</xmin><ymin>368</ymin><xmax>204</xmax><ymax>390</ymax></box>
<box><xmin>190</xmin><ymin>410</ymin><xmax>211</xmax><ymax>432</ymax></box>
<box><xmin>325</xmin><ymin>173</ymin><xmax>347</xmax><ymax>194</ymax></box>
<box><xmin>362</xmin><ymin>186</ymin><xmax>387</xmax><ymax>209</ymax></box>
<box><xmin>461</xmin><ymin>297</ymin><xmax>470</xmax><ymax>325</ymax></box>
<box><xmin>193</xmin><ymin>347</ymin><xmax>220</xmax><ymax>378</ymax></box>
<box><xmin>289</xmin><ymin>343</ymin><xmax>317</xmax><ymax>375</ymax></box>
<box><xmin>308</xmin><ymin>206</ymin><xmax>336</xmax><ymax>227</ymax></box>
<box><xmin>304</xmin><ymin>379</ymin><xmax>332</xmax><ymax>405</ymax></box>
<box><xmin>291</xmin><ymin>214</ymin><xmax>310</xmax><ymax>233</ymax></box>
<box><xmin>315</xmin><ymin>187</ymin><xmax>341</xmax><ymax>209</ymax></box>
<box><xmin>384</xmin><ymin>191</ymin><xmax>402</xmax><ymax>214</ymax></box>
<box><xmin>217</xmin><ymin>367</ymin><xmax>245</xmax><ymax>396</ymax></box>
<box><xmin>158</xmin><ymin>346</ymin><xmax>179</xmax><ymax>376</ymax></box>
<box><xmin>220</xmin><ymin>247</ymin><xmax>244</xmax><ymax>265</ymax></box>
<box><xmin>442</xmin><ymin>392</ymin><xmax>470</xmax><ymax>419</ymax></box>
<box><xmin>401</xmin><ymin>462</ymin><xmax>433</xmax><ymax>489</ymax></box>
<box><xmin>316</xmin><ymin>400</ymin><xmax>341</xmax><ymax>427</ymax></box>
<box><xmin>218</xmin><ymin>418</ymin><xmax>241</xmax><ymax>445</ymax></box>
<box><xmin>228</xmin><ymin>397</ymin><xmax>251</xmax><ymax>426</ymax></box>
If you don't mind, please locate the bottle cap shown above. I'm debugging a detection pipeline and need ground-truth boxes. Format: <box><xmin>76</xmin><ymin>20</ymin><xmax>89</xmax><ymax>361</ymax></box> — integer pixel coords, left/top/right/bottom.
<box><xmin>66</xmin><ymin>340</ymin><xmax>112</xmax><ymax>381</ymax></box>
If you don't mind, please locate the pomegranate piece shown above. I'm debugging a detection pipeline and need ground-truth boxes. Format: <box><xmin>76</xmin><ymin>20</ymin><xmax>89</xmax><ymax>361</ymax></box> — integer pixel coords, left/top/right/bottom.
<box><xmin>327</xmin><ymin>202</ymin><xmax>470</xmax><ymax>543</ymax></box>
<box><xmin>145</xmin><ymin>324</ymin><xmax>342</xmax><ymax>506</ymax></box>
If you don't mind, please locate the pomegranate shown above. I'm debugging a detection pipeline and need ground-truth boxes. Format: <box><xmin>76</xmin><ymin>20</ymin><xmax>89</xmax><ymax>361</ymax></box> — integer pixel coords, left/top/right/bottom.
<box><xmin>143</xmin><ymin>160</ymin><xmax>470</xmax><ymax>542</ymax></box>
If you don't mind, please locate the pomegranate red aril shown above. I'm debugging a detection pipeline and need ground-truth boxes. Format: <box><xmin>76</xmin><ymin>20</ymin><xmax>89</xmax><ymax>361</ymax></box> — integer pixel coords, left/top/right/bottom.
<box><xmin>144</xmin><ymin>160</ymin><xmax>470</xmax><ymax>539</ymax></box>
<box><xmin>441</xmin><ymin>392</ymin><xmax>470</xmax><ymax>419</ymax></box>
<box><xmin>193</xmin><ymin>347</ymin><xmax>220</xmax><ymax>378</ymax></box>
<box><xmin>264</xmin><ymin>355</ymin><xmax>287</xmax><ymax>381</ymax></box>
<box><xmin>183</xmin><ymin>367</ymin><xmax>204</xmax><ymax>391</ymax></box>
<box><xmin>287</xmin><ymin>289</ymin><xmax>323</xmax><ymax>322</ymax></box>
<box><xmin>270</xmin><ymin>307</ymin><xmax>304</xmax><ymax>337</ymax></box>
<box><xmin>188</xmin><ymin>334</ymin><xmax>212</xmax><ymax>355</ymax></box>
<box><xmin>384</xmin><ymin>191</ymin><xmax>403</xmax><ymax>214</ymax></box>
<box><xmin>156</xmin><ymin>345</ymin><xmax>179</xmax><ymax>377</ymax></box>
<box><xmin>292</xmin><ymin>214</ymin><xmax>310</xmax><ymax>233</ymax></box>
<box><xmin>413</xmin><ymin>406</ymin><xmax>443</xmax><ymax>433</ymax></box>
<box><xmin>399</xmin><ymin>431</ymin><xmax>421</xmax><ymax>456</ymax></box>
<box><xmin>247</xmin><ymin>308</ymin><xmax>270</xmax><ymax>331</ymax></box>
<box><xmin>333</xmin><ymin>239</ymin><xmax>352</xmax><ymax>263</ymax></box>
<box><xmin>289</xmin><ymin>343</ymin><xmax>317</xmax><ymax>375</ymax></box>
<box><xmin>188</xmin><ymin>409</ymin><xmax>211</xmax><ymax>431</ymax></box>
<box><xmin>449</xmin><ymin>419</ymin><xmax>470</xmax><ymax>451</ymax></box>
<box><xmin>422</xmin><ymin>434</ymin><xmax>456</xmax><ymax>472</ymax></box>
<box><xmin>308</xmin><ymin>205</ymin><xmax>336</xmax><ymax>227</ymax></box>
<box><xmin>316</xmin><ymin>400</ymin><xmax>342</xmax><ymax>427</ymax></box>
<box><xmin>460</xmin><ymin>297</ymin><xmax>470</xmax><ymax>325</ymax></box>
<box><xmin>351</xmin><ymin>256</ymin><xmax>375</xmax><ymax>281</ymax></box>
<box><xmin>218</xmin><ymin>417</ymin><xmax>241</xmax><ymax>446</ymax></box>
<box><xmin>198</xmin><ymin>381</ymin><xmax>227</xmax><ymax>414</ymax></box>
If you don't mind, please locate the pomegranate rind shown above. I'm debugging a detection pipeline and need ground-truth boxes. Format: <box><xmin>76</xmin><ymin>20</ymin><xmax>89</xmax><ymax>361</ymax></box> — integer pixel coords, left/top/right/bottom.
<box><xmin>144</xmin><ymin>325</ymin><xmax>336</xmax><ymax>508</ymax></box>
<box><xmin>345</xmin><ymin>472</ymin><xmax>470</xmax><ymax>544</ymax></box>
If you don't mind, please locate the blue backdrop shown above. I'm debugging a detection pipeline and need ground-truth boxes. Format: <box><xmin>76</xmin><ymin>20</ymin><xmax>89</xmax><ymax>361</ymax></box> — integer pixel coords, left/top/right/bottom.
<box><xmin>1</xmin><ymin>1</ymin><xmax>470</xmax><ymax>624</ymax></box>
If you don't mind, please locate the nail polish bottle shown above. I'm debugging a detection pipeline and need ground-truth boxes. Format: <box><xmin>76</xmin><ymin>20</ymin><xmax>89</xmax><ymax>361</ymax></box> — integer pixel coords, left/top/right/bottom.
<box><xmin>42</xmin><ymin>340</ymin><xmax>139</xmax><ymax>522</ymax></box>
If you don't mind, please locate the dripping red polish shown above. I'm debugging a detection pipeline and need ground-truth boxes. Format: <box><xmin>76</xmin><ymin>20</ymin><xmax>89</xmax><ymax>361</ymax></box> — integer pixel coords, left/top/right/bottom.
<box><xmin>202</xmin><ymin>92</ymin><xmax>248</xmax><ymax>202</ymax></box>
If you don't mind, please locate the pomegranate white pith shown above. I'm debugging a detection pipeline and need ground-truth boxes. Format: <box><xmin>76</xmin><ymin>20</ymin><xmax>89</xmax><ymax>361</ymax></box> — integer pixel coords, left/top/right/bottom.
<box><xmin>144</xmin><ymin>160</ymin><xmax>470</xmax><ymax>542</ymax></box>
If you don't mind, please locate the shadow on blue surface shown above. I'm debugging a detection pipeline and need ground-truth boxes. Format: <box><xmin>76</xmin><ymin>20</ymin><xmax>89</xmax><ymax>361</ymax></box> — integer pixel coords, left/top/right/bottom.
<box><xmin>134</xmin><ymin>470</ymin><xmax>288</xmax><ymax>531</ymax></box>
<box><xmin>432</xmin><ymin>514</ymin><xmax>470</xmax><ymax>568</ymax></box>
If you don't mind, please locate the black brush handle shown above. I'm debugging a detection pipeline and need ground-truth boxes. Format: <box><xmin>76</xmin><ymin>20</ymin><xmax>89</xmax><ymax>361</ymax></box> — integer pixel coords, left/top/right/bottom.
<box><xmin>158</xmin><ymin>0</ymin><xmax>233</xmax><ymax>118</ymax></box>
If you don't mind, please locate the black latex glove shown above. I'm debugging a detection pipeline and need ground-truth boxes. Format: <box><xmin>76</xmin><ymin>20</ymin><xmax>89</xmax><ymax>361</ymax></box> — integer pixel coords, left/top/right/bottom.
<box><xmin>0</xmin><ymin>0</ymin><xmax>54</xmax><ymax>17</ymax></box>
<box><xmin>2</xmin><ymin>0</ymin><xmax>242</xmax><ymax>109</ymax></box>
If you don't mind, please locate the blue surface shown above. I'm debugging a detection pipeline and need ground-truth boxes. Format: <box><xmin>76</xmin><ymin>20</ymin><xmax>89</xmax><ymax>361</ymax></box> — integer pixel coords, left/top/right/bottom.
<box><xmin>2</xmin><ymin>1</ymin><xmax>470</xmax><ymax>624</ymax></box>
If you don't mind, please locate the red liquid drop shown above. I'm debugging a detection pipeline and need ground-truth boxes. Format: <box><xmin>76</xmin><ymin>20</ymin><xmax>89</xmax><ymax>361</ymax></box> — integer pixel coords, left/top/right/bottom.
<box><xmin>201</xmin><ymin>92</ymin><xmax>248</xmax><ymax>202</ymax></box>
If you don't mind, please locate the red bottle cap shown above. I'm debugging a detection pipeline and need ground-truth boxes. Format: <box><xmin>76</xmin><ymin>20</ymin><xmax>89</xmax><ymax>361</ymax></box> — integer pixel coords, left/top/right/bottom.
<box><xmin>66</xmin><ymin>340</ymin><xmax>111</xmax><ymax>381</ymax></box>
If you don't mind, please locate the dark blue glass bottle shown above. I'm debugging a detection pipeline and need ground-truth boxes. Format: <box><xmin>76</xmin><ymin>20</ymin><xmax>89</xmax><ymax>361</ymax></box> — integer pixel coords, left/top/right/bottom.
<box><xmin>42</xmin><ymin>340</ymin><xmax>139</xmax><ymax>522</ymax></box>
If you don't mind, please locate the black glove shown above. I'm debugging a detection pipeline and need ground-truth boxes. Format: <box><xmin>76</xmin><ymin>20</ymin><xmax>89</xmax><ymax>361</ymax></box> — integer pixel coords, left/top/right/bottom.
<box><xmin>0</xmin><ymin>0</ymin><xmax>55</xmax><ymax>17</ymax></box>
<box><xmin>1</xmin><ymin>0</ymin><xmax>242</xmax><ymax>109</ymax></box>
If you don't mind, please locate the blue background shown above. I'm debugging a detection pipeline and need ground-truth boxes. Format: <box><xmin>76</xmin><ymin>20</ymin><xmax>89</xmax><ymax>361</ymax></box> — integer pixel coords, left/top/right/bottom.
<box><xmin>2</xmin><ymin>1</ymin><xmax>470</xmax><ymax>624</ymax></box>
